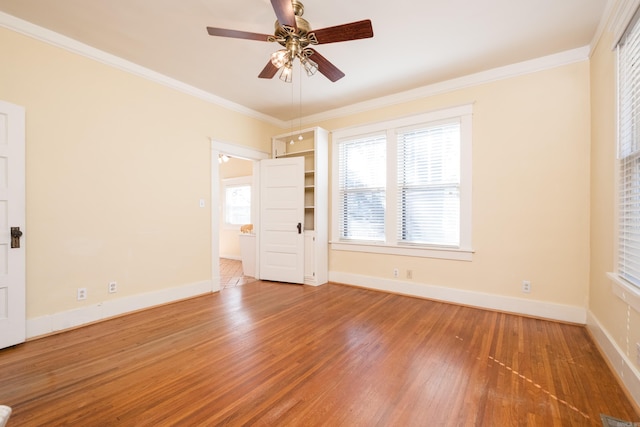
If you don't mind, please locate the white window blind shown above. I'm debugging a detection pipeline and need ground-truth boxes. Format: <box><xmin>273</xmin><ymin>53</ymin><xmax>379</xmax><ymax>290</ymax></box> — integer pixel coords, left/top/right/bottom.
<box><xmin>332</xmin><ymin>104</ymin><xmax>472</xmax><ymax>259</ymax></box>
<box><xmin>397</xmin><ymin>121</ymin><xmax>461</xmax><ymax>246</ymax></box>
<box><xmin>619</xmin><ymin>11</ymin><xmax>640</xmax><ymax>288</ymax></box>
<box><xmin>338</xmin><ymin>133</ymin><xmax>387</xmax><ymax>241</ymax></box>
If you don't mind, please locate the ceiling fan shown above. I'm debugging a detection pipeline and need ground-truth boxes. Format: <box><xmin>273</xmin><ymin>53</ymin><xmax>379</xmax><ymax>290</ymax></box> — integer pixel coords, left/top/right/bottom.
<box><xmin>206</xmin><ymin>0</ymin><xmax>373</xmax><ymax>82</ymax></box>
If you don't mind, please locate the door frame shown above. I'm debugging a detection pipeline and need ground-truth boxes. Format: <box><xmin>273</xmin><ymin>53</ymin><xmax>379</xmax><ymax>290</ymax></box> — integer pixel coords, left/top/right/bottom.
<box><xmin>210</xmin><ymin>139</ymin><xmax>270</xmax><ymax>291</ymax></box>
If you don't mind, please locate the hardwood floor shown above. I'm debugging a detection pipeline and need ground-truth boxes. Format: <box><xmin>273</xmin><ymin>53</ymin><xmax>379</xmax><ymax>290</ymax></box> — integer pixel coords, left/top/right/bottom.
<box><xmin>0</xmin><ymin>281</ymin><xmax>637</xmax><ymax>426</ymax></box>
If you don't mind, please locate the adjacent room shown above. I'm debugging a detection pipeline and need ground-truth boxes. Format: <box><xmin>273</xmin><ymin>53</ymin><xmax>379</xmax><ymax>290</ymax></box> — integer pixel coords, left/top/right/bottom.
<box><xmin>1</xmin><ymin>0</ymin><xmax>640</xmax><ymax>424</ymax></box>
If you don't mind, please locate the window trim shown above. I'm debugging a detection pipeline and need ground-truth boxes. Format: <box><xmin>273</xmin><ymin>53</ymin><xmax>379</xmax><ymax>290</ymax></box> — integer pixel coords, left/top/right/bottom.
<box><xmin>331</xmin><ymin>104</ymin><xmax>473</xmax><ymax>261</ymax></box>
<box><xmin>608</xmin><ymin>272</ymin><xmax>640</xmax><ymax>314</ymax></box>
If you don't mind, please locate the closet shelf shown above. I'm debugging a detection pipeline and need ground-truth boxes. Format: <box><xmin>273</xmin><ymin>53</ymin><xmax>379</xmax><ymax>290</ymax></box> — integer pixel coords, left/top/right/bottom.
<box><xmin>275</xmin><ymin>149</ymin><xmax>314</xmax><ymax>158</ymax></box>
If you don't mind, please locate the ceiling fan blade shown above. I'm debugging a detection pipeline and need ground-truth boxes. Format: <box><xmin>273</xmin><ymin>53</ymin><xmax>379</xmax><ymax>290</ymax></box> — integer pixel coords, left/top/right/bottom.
<box><xmin>308</xmin><ymin>49</ymin><xmax>345</xmax><ymax>82</ymax></box>
<box><xmin>270</xmin><ymin>0</ymin><xmax>297</xmax><ymax>30</ymax></box>
<box><xmin>258</xmin><ymin>61</ymin><xmax>279</xmax><ymax>79</ymax></box>
<box><xmin>206</xmin><ymin>27</ymin><xmax>272</xmax><ymax>42</ymax></box>
<box><xmin>311</xmin><ymin>19</ymin><xmax>374</xmax><ymax>44</ymax></box>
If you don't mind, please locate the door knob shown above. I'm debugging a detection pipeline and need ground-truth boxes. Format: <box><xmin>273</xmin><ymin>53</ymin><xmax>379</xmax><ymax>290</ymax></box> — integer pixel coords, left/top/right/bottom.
<box><xmin>10</xmin><ymin>226</ymin><xmax>22</xmax><ymax>249</ymax></box>
<box><xmin>297</xmin><ymin>222</ymin><xmax>302</xmax><ymax>234</ymax></box>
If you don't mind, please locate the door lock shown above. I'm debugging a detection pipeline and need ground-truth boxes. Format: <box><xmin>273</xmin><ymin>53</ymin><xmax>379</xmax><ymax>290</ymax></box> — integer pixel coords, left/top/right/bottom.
<box><xmin>11</xmin><ymin>227</ymin><xmax>22</xmax><ymax>249</ymax></box>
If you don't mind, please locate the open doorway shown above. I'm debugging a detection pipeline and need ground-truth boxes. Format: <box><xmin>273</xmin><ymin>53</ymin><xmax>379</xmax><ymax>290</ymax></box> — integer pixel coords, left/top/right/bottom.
<box><xmin>219</xmin><ymin>258</ymin><xmax>257</xmax><ymax>289</ymax></box>
<box><xmin>218</xmin><ymin>155</ymin><xmax>256</xmax><ymax>289</ymax></box>
<box><xmin>210</xmin><ymin>140</ymin><xmax>270</xmax><ymax>292</ymax></box>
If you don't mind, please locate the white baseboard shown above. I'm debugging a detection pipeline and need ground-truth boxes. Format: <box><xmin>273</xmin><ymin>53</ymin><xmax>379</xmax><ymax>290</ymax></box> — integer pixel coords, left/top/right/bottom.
<box><xmin>587</xmin><ymin>310</ymin><xmax>640</xmax><ymax>408</ymax></box>
<box><xmin>328</xmin><ymin>272</ymin><xmax>586</xmax><ymax>324</ymax></box>
<box><xmin>27</xmin><ymin>280</ymin><xmax>214</xmax><ymax>339</ymax></box>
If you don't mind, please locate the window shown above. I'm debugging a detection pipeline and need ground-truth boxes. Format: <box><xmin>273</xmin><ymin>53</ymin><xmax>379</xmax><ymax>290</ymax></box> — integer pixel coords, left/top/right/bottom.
<box><xmin>338</xmin><ymin>133</ymin><xmax>386</xmax><ymax>241</ymax></box>
<box><xmin>223</xmin><ymin>177</ymin><xmax>251</xmax><ymax>227</ymax></box>
<box><xmin>397</xmin><ymin>121</ymin><xmax>461</xmax><ymax>247</ymax></box>
<box><xmin>618</xmin><ymin>12</ymin><xmax>640</xmax><ymax>288</ymax></box>
<box><xmin>332</xmin><ymin>105</ymin><xmax>472</xmax><ymax>261</ymax></box>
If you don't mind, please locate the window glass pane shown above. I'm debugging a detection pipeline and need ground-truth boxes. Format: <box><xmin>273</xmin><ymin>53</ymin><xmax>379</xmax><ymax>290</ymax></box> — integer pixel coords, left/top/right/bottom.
<box><xmin>338</xmin><ymin>134</ymin><xmax>386</xmax><ymax>241</ymax></box>
<box><xmin>619</xmin><ymin>152</ymin><xmax>640</xmax><ymax>286</ymax></box>
<box><xmin>398</xmin><ymin>122</ymin><xmax>461</xmax><ymax>246</ymax></box>
<box><xmin>400</xmin><ymin>187</ymin><xmax>460</xmax><ymax>246</ymax></box>
<box><xmin>339</xmin><ymin>135</ymin><xmax>387</xmax><ymax>189</ymax></box>
<box><xmin>619</xmin><ymin>12</ymin><xmax>640</xmax><ymax>288</ymax></box>
<box><xmin>399</xmin><ymin>124</ymin><xmax>460</xmax><ymax>186</ymax></box>
<box><xmin>341</xmin><ymin>190</ymin><xmax>386</xmax><ymax>241</ymax></box>
<box><xmin>620</xmin><ymin>19</ymin><xmax>640</xmax><ymax>158</ymax></box>
<box><xmin>225</xmin><ymin>185</ymin><xmax>251</xmax><ymax>225</ymax></box>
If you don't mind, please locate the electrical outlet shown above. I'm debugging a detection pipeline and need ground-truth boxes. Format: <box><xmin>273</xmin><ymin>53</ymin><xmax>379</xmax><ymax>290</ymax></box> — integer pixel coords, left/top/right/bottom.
<box><xmin>77</xmin><ymin>287</ymin><xmax>87</xmax><ymax>301</ymax></box>
<box><xmin>522</xmin><ymin>280</ymin><xmax>531</xmax><ymax>294</ymax></box>
<box><xmin>393</xmin><ymin>268</ymin><xmax>399</xmax><ymax>278</ymax></box>
<box><xmin>108</xmin><ymin>281</ymin><xmax>117</xmax><ymax>294</ymax></box>
<box><xmin>407</xmin><ymin>270</ymin><xmax>413</xmax><ymax>279</ymax></box>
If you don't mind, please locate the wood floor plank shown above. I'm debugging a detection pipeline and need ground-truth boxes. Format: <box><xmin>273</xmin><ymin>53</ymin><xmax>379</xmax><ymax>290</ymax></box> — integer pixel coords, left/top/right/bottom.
<box><xmin>0</xmin><ymin>281</ymin><xmax>637</xmax><ymax>426</ymax></box>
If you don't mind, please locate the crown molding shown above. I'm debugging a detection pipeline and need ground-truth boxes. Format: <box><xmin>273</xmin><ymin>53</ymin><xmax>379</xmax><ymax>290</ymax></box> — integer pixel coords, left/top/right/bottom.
<box><xmin>301</xmin><ymin>46</ymin><xmax>590</xmax><ymax>126</ymax></box>
<box><xmin>589</xmin><ymin>0</ymin><xmax>615</xmax><ymax>52</ymax></box>
<box><xmin>0</xmin><ymin>11</ymin><xmax>286</xmax><ymax>127</ymax></box>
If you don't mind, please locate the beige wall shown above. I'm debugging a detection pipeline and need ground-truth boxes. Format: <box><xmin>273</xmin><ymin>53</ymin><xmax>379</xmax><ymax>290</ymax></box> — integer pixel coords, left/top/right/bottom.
<box><xmin>317</xmin><ymin>61</ymin><xmax>591</xmax><ymax>311</ymax></box>
<box><xmin>0</xmin><ymin>27</ymin><xmax>278</xmax><ymax>319</ymax></box>
<box><xmin>219</xmin><ymin>157</ymin><xmax>253</xmax><ymax>259</ymax></box>
<box><xmin>590</xmin><ymin>25</ymin><xmax>640</xmax><ymax>372</ymax></box>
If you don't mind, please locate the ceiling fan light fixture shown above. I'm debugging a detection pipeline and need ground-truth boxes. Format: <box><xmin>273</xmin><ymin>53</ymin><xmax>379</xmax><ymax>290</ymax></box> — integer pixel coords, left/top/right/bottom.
<box><xmin>206</xmin><ymin>1</ymin><xmax>373</xmax><ymax>83</ymax></box>
<box><xmin>270</xmin><ymin>49</ymin><xmax>289</xmax><ymax>68</ymax></box>
<box><xmin>300</xmin><ymin>56</ymin><xmax>318</xmax><ymax>76</ymax></box>
<box><xmin>279</xmin><ymin>63</ymin><xmax>293</xmax><ymax>83</ymax></box>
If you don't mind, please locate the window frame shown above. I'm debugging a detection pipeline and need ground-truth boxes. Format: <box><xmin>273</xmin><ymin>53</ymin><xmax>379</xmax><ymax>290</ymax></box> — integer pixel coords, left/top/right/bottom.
<box><xmin>331</xmin><ymin>104</ymin><xmax>473</xmax><ymax>261</ymax></box>
<box><xmin>617</xmin><ymin>7</ymin><xmax>640</xmax><ymax>291</ymax></box>
<box><xmin>337</xmin><ymin>131</ymin><xmax>388</xmax><ymax>242</ymax></box>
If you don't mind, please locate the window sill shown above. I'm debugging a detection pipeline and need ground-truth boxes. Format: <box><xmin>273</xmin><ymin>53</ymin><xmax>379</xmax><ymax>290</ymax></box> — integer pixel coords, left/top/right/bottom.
<box><xmin>607</xmin><ymin>272</ymin><xmax>640</xmax><ymax>314</ymax></box>
<box><xmin>330</xmin><ymin>241</ymin><xmax>474</xmax><ymax>261</ymax></box>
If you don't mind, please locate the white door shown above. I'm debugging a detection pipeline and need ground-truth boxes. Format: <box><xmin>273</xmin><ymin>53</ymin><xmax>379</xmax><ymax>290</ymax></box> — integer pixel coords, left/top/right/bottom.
<box><xmin>259</xmin><ymin>157</ymin><xmax>304</xmax><ymax>284</ymax></box>
<box><xmin>0</xmin><ymin>100</ymin><xmax>26</xmax><ymax>349</ymax></box>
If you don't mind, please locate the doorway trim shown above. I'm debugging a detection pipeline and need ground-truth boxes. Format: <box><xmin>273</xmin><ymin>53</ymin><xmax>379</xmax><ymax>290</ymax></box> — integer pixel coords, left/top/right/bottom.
<box><xmin>211</xmin><ymin>139</ymin><xmax>270</xmax><ymax>291</ymax></box>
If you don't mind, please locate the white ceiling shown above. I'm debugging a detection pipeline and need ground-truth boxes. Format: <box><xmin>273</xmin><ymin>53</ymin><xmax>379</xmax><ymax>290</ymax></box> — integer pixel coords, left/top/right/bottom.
<box><xmin>0</xmin><ymin>0</ymin><xmax>607</xmax><ymax>122</ymax></box>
